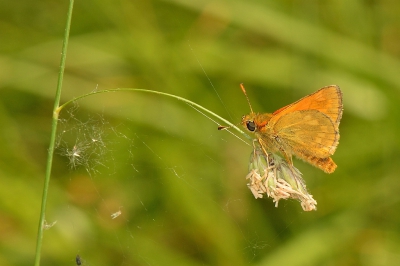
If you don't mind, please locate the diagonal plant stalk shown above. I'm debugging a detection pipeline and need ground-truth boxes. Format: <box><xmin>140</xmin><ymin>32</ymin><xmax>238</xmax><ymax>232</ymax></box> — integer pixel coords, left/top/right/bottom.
<box><xmin>34</xmin><ymin>0</ymin><xmax>74</xmax><ymax>265</ymax></box>
<box><xmin>57</xmin><ymin>88</ymin><xmax>250</xmax><ymax>140</ymax></box>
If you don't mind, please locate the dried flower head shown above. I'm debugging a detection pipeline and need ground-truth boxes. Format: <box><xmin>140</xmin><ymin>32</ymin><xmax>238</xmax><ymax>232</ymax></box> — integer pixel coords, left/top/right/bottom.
<box><xmin>246</xmin><ymin>146</ymin><xmax>317</xmax><ymax>211</ymax></box>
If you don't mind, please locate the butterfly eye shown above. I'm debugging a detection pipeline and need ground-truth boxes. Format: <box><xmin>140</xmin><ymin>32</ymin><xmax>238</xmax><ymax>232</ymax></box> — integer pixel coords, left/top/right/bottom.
<box><xmin>246</xmin><ymin>121</ymin><xmax>256</xmax><ymax>132</ymax></box>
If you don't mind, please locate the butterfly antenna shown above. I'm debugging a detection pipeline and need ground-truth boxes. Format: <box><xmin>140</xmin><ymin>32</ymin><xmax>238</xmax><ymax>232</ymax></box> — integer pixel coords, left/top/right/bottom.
<box><xmin>218</xmin><ymin>83</ymin><xmax>253</xmax><ymax>131</ymax></box>
<box><xmin>240</xmin><ymin>83</ymin><xmax>254</xmax><ymax>114</ymax></box>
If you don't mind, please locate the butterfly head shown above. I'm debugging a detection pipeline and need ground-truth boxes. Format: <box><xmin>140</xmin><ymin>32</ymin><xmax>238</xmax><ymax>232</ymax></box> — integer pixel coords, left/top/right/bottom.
<box><xmin>241</xmin><ymin>114</ymin><xmax>257</xmax><ymax>132</ymax></box>
<box><xmin>242</xmin><ymin>112</ymin><xmax>274</xmax><ymax>133</ymax></box>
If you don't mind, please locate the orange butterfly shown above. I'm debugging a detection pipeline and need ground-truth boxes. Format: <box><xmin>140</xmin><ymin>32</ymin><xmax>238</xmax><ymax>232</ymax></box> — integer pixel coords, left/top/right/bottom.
<box><xmin>241</xmin><ymin>84</ymin><xmax>343</xmax><ymax>173</ymax></box>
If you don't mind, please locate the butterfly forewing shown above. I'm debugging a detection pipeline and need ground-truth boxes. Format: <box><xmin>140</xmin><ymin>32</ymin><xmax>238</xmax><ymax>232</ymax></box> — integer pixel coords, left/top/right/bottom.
<box><xmin>272</xmin><ymin>85</ymin><xmax>343</xmax><ymax>128</ymax></box>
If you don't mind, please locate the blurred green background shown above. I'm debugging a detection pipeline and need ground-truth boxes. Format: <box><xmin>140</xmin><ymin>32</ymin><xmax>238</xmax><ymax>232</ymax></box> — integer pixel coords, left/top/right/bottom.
<box><xmin>1</xmin><ymin>0</ymin><xmax>400</xmax><ymax>265</ymax></box>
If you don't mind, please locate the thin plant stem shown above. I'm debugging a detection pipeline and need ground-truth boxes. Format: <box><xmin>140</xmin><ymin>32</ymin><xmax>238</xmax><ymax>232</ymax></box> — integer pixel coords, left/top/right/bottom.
<box><xmin>58</xmin><ymin>88</ymin><xmax>252</xmax><ymax>140</ymax></box>
<box><xmin>34</xmin><ymin>0</ymin><xmax>74</xmax><ymax>265</ymax></box>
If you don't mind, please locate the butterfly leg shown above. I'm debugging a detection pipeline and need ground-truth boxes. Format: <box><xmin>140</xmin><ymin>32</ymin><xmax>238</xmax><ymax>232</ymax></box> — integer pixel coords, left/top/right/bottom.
<box><xmin>280</xmin><ymin>150</ymin><xmax>293</xmax><ymax>166</ymax></box>
<box><xmin>251</xmin><ymin>139</ymin><xmax>258</xmax><ymax>157</ymax></box>
<box><xmin>255</xmin><ymin>138</ymin><xmax>270</xmax><ymax>165</ymax></box>
<box><xmin>253</xmin><ymin>138</ymin><xmax>278</xmax><ymax>172</ymax></box>
<box><xmin>275</xmin><ymin>146</ymin><xmax>301</xmax><ymax>175</ymax></box>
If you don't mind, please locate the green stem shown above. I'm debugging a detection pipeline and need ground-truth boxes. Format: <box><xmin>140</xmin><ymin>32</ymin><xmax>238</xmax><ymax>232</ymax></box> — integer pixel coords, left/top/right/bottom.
<box><xmin>58</xmin><ymin>88</ymin><xmax>252</xmax><ymax>140</ymax></box>
<box><xmin>34</xmin><ymin>0</ymin><xmax>74</xmax><ymax>265</ymax></box>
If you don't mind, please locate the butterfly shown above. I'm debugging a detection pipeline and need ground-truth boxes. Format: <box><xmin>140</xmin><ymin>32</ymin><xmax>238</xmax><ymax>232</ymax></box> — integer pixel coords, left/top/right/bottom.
<box><xmin>240</xmin><ymin>84</ymin><xmax>343</xmax><ymax>173</ymax></box>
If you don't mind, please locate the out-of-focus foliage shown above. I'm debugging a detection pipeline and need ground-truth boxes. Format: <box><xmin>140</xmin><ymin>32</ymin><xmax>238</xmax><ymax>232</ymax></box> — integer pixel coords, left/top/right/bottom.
<box><xmin>1</xmin><ymin>0</ymin><xmax>400</xmax><ymax>265</ymax></box>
